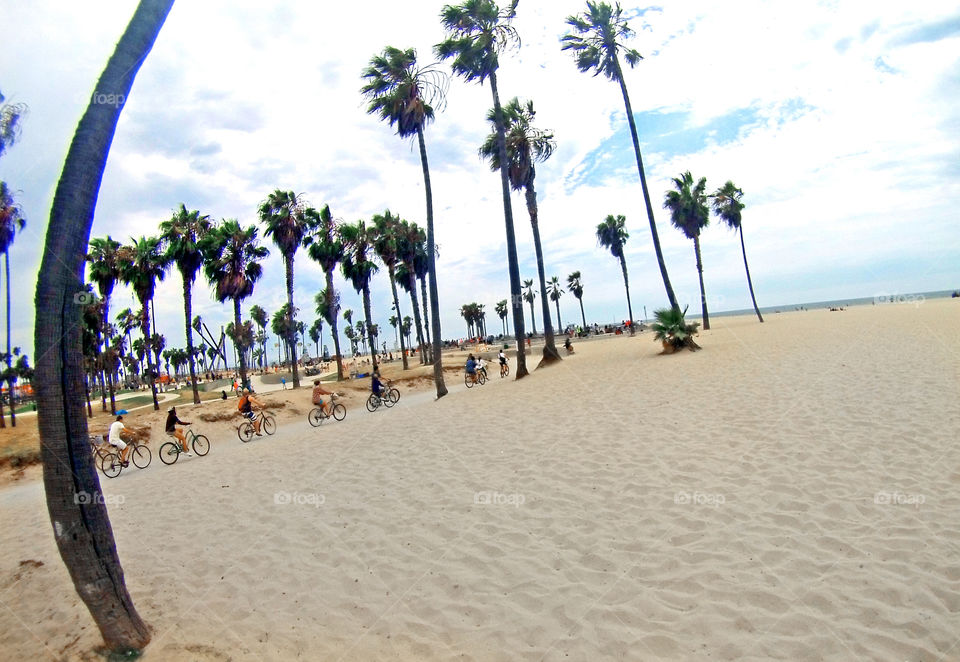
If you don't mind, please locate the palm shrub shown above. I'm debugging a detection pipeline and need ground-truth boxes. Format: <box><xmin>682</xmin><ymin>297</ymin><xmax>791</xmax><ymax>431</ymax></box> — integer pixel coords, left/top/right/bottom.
<box><xmin>651</xmin><ymin>306</ymin><xmax>701</xmax><ymax>353</ymax></box>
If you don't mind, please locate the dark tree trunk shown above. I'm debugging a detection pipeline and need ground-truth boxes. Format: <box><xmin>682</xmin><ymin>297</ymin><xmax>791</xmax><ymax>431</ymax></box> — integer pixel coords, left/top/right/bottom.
<box><xmin>578</xmin><ymin>297</ymin><xmax>586</xmax><ymax>332</ymax></box>
<box><xmin>102</xmin><ymin>290</ymin><xmax>116</xmax><ymax>414</ymax></box>
<box><xmin>33</xmin><ymin>2</ymin><xmax>168</xmax><ymax>652</ymax></box>
<box><xmin>618</xmin><ymin>253</ymin><xmax>635</xmax><ymax>335</ymax></box>
<box><xmin>693</xmin><ymin>234</ymin><xmax>710</xmax><ymax>330</ymax></box>
<box><xmin>407</xmin><ymin>273</ymin><xmax>425</xmax><ymax>366</ymax></box>
<box><xmin>4</xmin><ymin>250</ymin><xmax>11</xmax><ymax>426</ymax></box>
<box><xmin>182</xmin><ymin>275</ymin><xmax>201</xmax><ymax>404</ymax></box>
<box><xmin>554</xmin><ymin>298</ymin><xmax>562</xmax><ymax>335</ymax></box>
<box><xmin>233</xmin><ymin>298</ymin><xmax>248</xmax><ymax>385</ymax></box>
<box><xmin>325</xmin><ymin>270</ymin><xmax>344</xmax><ymax>380</ymax></box>
<box><xmin>524</xmin><ymin>180</ymin><xmax>561</xmax><ymax>365</ymax></box>
<box><xmin>614</xmin><ymin>57</ymin><xmax>679</xmax><ymax>313</ymax></box>
<box><xmin>141</xmin><ymin>305</ymin><xmax>159</xmax><ymax>409</ymax></box>
<box><xmin>419</xmin><ymin>275</ymin><xmax>432</xmax><ymax>363</ymax></box>
<box><xmin>388</xmin><ymin>266</ymin><xmax>408</xmax><ymax>370</ymax></box>
<box><xmin>415</xmin><ymin>126</ymin><xmax>447</xmax><ymax>396</ymax></box>
<box><xmin>527</xmin><ymin>299</ymin><xmax>536</xmax><ymax>335</ymax></box>
<box><xmin>285</xmin><ymin>254</ymin><xmax>300</xmax><ymax>388</ymax></box>
<box><xmin>361</xmin><ymin>285</ymin><xmax>377</xmax><ymax>369</ymax></box>
<box><xmin>739</xmin><ymin>227</ymin><xmax>763</xmax><ymax>323</ymax></box>
<box><xmin>84</xmin><ymin>372</ymin><xmax>93</xmax><ymax>417</ymax></box>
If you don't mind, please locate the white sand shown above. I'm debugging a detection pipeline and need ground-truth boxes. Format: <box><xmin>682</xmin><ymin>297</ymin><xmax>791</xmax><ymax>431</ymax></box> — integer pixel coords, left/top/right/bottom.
<box><xmin>2</xmin><ymin>298</ymin><xmax>959</xmax><ymax>661</ymax></box>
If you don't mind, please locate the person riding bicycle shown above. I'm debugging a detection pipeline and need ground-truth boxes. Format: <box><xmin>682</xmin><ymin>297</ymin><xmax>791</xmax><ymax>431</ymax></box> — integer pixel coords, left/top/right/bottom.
<box><xmin>107</xmin><ymin>415</ymin><xmax>131</xmax><ymax>466</ymax></box>
<box><xmin>371</xmin><ymin>371</ymin><xmax>384</xmax><ymax>400</ymax></box>
<box><xmin>476</xmin><ymin>356</ymin><xmax>488</xmax><ymax>379</ymax></box>
<box><xmin>465</xmin><ymin>354</ymin><xmax>478</xmax><ymax>384</ymax></box>
<box><xmin>165</xmin><ymin>406</ymin><xmax>193</xmax><ymax>455</ymax></box>
<box><xmin>312</xmin><ymin>379</ymin><xmax>336</xmax><ymax>416</ymax></box>
<box><xmin>238</xmin><ymin>387</ymin><xmax>265</xmax><ymax>436</ymax></box>
<box><xmin>498</xmin><ymin>349</ymin><xmax>506</xmax><ymax>366</ymax></box>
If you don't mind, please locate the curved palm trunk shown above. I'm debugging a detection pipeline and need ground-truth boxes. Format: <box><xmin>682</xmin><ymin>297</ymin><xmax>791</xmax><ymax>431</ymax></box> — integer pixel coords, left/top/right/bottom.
<box><xmin>407</xmin><ymin>275</ymin><xmax>425</xmax><ymax>366</ymax></box>
<box><xmin>325</xmin><ymin>270</ymin><xmax>344</xmax><ymax>380</ymax></box>
<box><xmin>618</xmin><ymin>253</ymin><xmax>635</xmax><ymax>334</ymax></box>
<box><xmin>33</xmin><ymin>0</ymin><xmax>170</xmax><ymax>652</ymax></box>
<box><xmin>419</xmin><ymin>276</ymin><xmax>432</xmax><ymax>363</ymax></box>
<box><xmin>488</xmin><ymin>73</ymin><xmax>527</xmax><ymax>379</ymax></box>
<box><xmin>415</xmin><ymin>126</ymin><xmax>447</xmax><ymax>396</ymax></box>
<box><xmin>284</xmin><ymin>255</ymin><xmax>299</xmax><ymax>389</ymax></box>
<box><xmin>578</xmin><ymin>296</ymin><xmax>586</xmax><ymax>331</ymax></box>
<box><xmin>233</xmin><ymin>298</ymin><xmax>248</xmax><ymax>385</ymax></box>
<box><xmin>739</xmin><ymin>227</ymin><xmax>763</xmax><ymax>323</ymax></box>
<box><xmin>388</xmin><ymin>267</ymin><xmax>409</xmax><ymax>370</ymax></box>
<box><xmin>614</xmin><ymin>58</ymin><xmax>679</xmax><ymax>313</ymax></box>
<box><xmin>182</xmin><ymin>276</ymin><xmax>200</xmax><ymax>404</ymax></box>
<box><xmin>361</xmin><ymin>285</ymin><xmax>377</xmax><ymax>369</ymax></box>
<box><xmin>693</xmin><ymin>235</ymin><xmax>710</xmax><ymax>330</ymax></box>
<box><xmin>524</xmin><ymin>182</ymin><xmax>561</xmax><ymax>364</ymax></box>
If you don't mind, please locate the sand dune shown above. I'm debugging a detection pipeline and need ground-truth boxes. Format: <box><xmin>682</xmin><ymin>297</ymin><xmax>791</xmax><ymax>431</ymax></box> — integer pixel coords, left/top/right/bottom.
<box><xmin>1</xmin><ymin>299</ymin><xmax>958</xmax><ymax>660</ymax></box>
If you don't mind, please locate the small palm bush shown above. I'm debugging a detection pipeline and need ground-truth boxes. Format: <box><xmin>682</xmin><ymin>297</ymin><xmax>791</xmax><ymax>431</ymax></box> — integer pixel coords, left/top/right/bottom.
<box><xmin>651</xmin><ymin>306</ymin><xmax>701</xmax><ymax>352</ymax></box>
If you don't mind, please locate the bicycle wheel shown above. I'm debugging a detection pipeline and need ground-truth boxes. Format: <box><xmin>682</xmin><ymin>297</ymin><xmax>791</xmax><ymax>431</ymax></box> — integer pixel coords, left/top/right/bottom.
<box><xmin>501</xmin><ymin>364</ymin><xmax>509</xmax><ymax>378</ymax></box>
<box><xmin>238</xmin><ymin>422</ymin><xmax>254</xmax><ymax>443</ymax></box>
<box><xmin>366</xmin><ymin>393</ymin><xmax>379</xmax><ymax>412</ymax></box>
<box><xmin>478</xmin><ymin>371</ymin><xmax>487</xmax><ymax>385</ymax></box>
<box><xmin>308</xmin><ymin>408</ymin><xmax>325</xmax><ymax>427</ymax></box>
<box><xmin>332</xmin><ymin>403</ymin><xmax>346</xmax><ymax>421</ymax></box>
<box><xmin>262</xmin><ymin>415</ymin><xmax>277</xmax><ymax>435</ymax></box>
<box><xmin>387</xmin><ymin>388</ymin><xmax>400</xmax><ymax>404</ymax></box>
<box><xmin>192</xmin><ymin>434</ymin><xmax>210</xmax><ymax>456</ymax></box>
<box><xmin>101</xmin><ymin>452</ymin><xmax>122</xmax><ymax>478</ymax></box>
<box><xmin>465</xmin><ymin>373</ymin><xmax>475</xmax><ymax>388</ymax></box>
<box><xmin>131</xmin><ymin>444</ymin><xmax>151</xmax><ymax>469</ymax></box>
<box><xmin>159</xmin><ymin>441</ymin><xmax>180</xmax><ymax>465</ymax></box>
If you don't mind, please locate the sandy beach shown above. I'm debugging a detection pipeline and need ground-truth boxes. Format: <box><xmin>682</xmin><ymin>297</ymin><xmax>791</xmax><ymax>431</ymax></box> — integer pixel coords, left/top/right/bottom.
<box><xmin>1</xmin><ymin>298</ymin><xmax>959</xmax><ymax>661</ymax></box>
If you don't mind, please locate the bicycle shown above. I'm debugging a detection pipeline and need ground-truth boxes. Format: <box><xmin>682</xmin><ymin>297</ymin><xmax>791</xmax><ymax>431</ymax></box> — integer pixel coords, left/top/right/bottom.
<box><xmin>159</xmin><ymin>427</ymin><xmax>210</xmax><ymax>465</ymax></box>
<box><xmin>309</xmin><ymin>394</ymin><xmax>347</xmax><ymax>426</ymax></box>
<box><xmin>500</xmin><ymin>361</ymin><xmax>509</xmax><ymax>378</ymax></box>
<box><xmin>464</xmin><ymin>370</ymin><xmax>486</xmax><ymax>388</ymax></box>
<box><xmin>92</xmin><ymin>434</ymin><xmax>151</xmax><ymax>478</ymax></box>
<box><xmin>238</xmin><ymin>410</ymin><xmax>277</xmax><ymax>442</ymax></box>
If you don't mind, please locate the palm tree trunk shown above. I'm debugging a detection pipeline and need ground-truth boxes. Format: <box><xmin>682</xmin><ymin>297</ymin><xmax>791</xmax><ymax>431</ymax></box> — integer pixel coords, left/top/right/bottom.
<box><xmin>555</xmin><ymin>299</ymin><xmax>562</xmax><ymax>335</ymax></box>
<box><xmin>183</xmin><ymin>276</ymin><xmax>201</xmax><ymax>404</ymax></box>
<box><xmin>85</xmin><ymin>372</ymin><xmax>93</xmax><ymax>417</ymax></box>
<box><xmin>415</xmin><ymin>126</ymin><xmax>447</xmax><ymax>396</ymax></box>
<box><xmin>233</xmin><ymin>298</ymin><xmax>248</xmax><ymax>385</ymax></box>
<box><xmin>5</xmin><ymin>249</ymin><xmax>15</xmax><ymax>426</ymax></box>
<box><xmin>528</xmin><ymin>300</ymin><xmax>536</xmax><ymax>335</ymax></box>
<box><xmin>524</xmin><ymin>181</ymin><xmax>560</xmax><ymax>364</ymax></box>
<box><xmin>142</xmin><ymin>306</ymin><xmax>159</xmax><ymax>409</ymax></box>
<box><xmin>361</xmin><ymin>286</ymin><xmax>377</xmax><ymax>369</ymax></box>
<box><xmin>326</xmin><ymin>270</ymin><xmax>345</xmax><ymax>380</ymax></box>
<box><xmin>419</xmin><ymin>275</ymin><xmax>432</xmax><ymax>363</ymax></box>
<box><xmin>32</xmin><ymin>1</ymin><xmax>167</xmax><ymax>652</ymax></box>
<box><xmin>102</xmin><ymin>294</ymin><xmax>116</xmax><ymax>414</ymax></box>
<box><xmin>388</xmin><ymin>267</ymin><xmax>409</xmax><ymax>370</ymax></box>
<box><xmin>613</xmin><ymin>57</ymin><xmax>679</xmax><ymax>313</ymax></box>
<box><xmin>488</xmin><ymin>73</ymin><xmax>527</xmax><ymax>379</ymax></box>
<box><xmin>693</xmin><ymin>235</ymin><xmax>710</xmax><ymax>330</ymax></box>
<box><xmin>740</xmin><ymin>227</ymin><xmax>763</xmax><ymax>323</ymax></box>
<box><xmin>284</xmin><ymin>255</ymin><xmax>300</xmax><ymax>389</ymax></box>
<box><xmin>578</xmin><ymin>297</ymin><xmax>587</xmax><ymax>331</ymax></box>
<box><xmin>407</xmin><ymin>274</ymin><xmax>426</xmax><ymax>366</ymax></box>
<box><xmin>618</xmin><ymin>253</ymin><xmax>635</xmax><ymax>334</ymax></box>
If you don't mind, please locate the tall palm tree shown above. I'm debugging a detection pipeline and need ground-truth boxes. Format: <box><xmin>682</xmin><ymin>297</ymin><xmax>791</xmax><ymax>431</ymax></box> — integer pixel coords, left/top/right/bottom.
<box><xmin>339</xmin><ymin>220</ymin><xmax>379</xmax><ymax>369</ymax></box>
<box><xmin>32</xmin><ymin>0</ymin><xmax>172</xmax><ymax>651</ymax></box>
<box><xmin>436</xmin><ymin>0</ymin><xmax>529</xmax><ymax>378</ymax></box>
<box><xmin>563</xmin><ymin>1</ymin><xmax>680</xmax><ymax>313</ymax></box>
<box><xmin>86</xmin><ymin>236</ymin><xmax>122</xmax><ymax>415</ymax></box>
<box><xmin>664</xmin><ymin>171</ymin><xmax>711</xmax><ymax>330</ymax></box>
<box><xmin>711</xmin><ymin>181</ymin><xmax>763</xmax><ymax>323</ymax></box>
<box><xmin>413</xmin><ymin>238</ymin><xmax>433</xmax><ymax>361</ymax></box>
<box><xmin>495</xmin><ymin>298</ymin><xmax>508</xmax><ymax>335</ymax></box>
<box><xmin>567</xmin><ymin>270</ymin><xmax>587</xmax><ymax>331</ymax></box>
<box><xmin>0</xmin><ymin>182</ymin><xmax>27</xmax><ymax>426</ymax></box>
<box><xmin>306</xmin><ymin>205</ymin><xmax>345</xmax><ymax>380</ymax></box>
<box><xmin>202</xmin><ymin>219</ymin><xmax>269</xmax><ymax>388</ymax></box>
<box><xmin>259</xmin><ymin>189</ymin><xmax>317</xmax><ymax>389</ymax></box>
<box><xmin>249</xmin><ymin>304</ymin><xmax>269</xmax><ymax>371</ymax></box>
<box><xmin>395</xmin><ymin>220</ymin><xmax>428</xmax><ymax>364</ymax></box>
<box><xmin>596</xmin><ymin>214</ymin><xmax>635</xmax><ymax>332</ymax></box>
<box><xmin>547</xmin><ymin>276</ymin><xmax>564</xmax><ymax>333</ymax></box>
<box><xmin>361</xmin><ymin>45</ymin><xmax>448</xmax><ymax>396</ymax></box>
<box><xmin>118</xmin><ymin>236</ymin><xmax>168</xmax><ymax>409</ymax></box>
<box><xmin>159</xmin><ymin>204</ymin><xmax>211</xmax><ymax>404</ymax></box>
<box><xmin>372</xmin><ymin>210</ymin><xmax>409</xmax><ymax>370</ymax></box>
<box><xmin>479</xmin><ymin>96</ymin><xmax>560</xmax><ymax>363</ymax></box>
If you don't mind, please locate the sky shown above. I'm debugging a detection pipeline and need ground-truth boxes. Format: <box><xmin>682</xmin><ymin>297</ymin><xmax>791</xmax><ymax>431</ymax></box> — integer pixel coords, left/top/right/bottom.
<box><xmin>1</xmin><ymin>0</ymin><xmax>958</xmax><ymax>361</ymax></box>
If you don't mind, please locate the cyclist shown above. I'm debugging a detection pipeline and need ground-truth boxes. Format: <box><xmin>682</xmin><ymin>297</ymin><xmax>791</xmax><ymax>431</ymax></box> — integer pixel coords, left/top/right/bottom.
<box><xmin>476</xmin><ymin>356</ymin><xmax>488</xmax><ymax>379</ymax></box>
<box><xmin>107</xmin><ymin>415</ymin><xmax>131</xmax><ymax>466</ymax></box>
<box><xmin>238</xmin><ymin>388</ymin><xmax>265</xmax><ymax>436</ymax></box>
<box><xmin>165</xmin><ymin>406</ymin><xmax>193</xmax><ymax>456</ymax></box>
<box><xmin>312</xmin><ymin>379</ymin><xmax>336</xmax><ymax>417</ymax></box>
<box><xmin>498</xmin><ymin>349</ymin><xmax>507</xmax><ymax>375</ymax></box>
<box><xmin>465</xmin><ymin>354</ymin><xmax>478</xmax><ymax>384</ymax></box>
<box><xmin>371</xmin><ymin>371</ymin><xmax>384</xmax><ymax>400</ymax></box>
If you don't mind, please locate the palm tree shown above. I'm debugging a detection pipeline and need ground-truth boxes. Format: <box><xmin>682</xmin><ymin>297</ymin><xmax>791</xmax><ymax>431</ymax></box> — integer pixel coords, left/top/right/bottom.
<box><xmin>479</xmin><ymin>96</ymin><xmax>560</xmax><ymax>363</ymax></box>
<box><xmin>395</xmin><ymin>221</ymin><xmax>429</xmax><ymax>365</ymax></box>
<box><xmin>548</xmin><ymin>276</ymin><xmax>564</xmax><ymax>333</ymax></box>
<box><xmin>306</xmin><ymin>205</ymin><xmax>346</xmax><ymax>380</ymax></box>
<box><xmin>159</xmin><ymin>204</ymin><xmax>211</xmax><ymax>404</ymax></box>
<box><xmin>402</xmin><ymin>316</ymin><xmax>413</xmax><ymax>347</ymax></box>
<box><xmin>249</xmin><ymin>304</ymin><xmax>269</xmax><ymax>371</ymax></box>
<box><xmin>372</xmin><ymin>210</ymin><xmax>409</xmax><ymax>370</ymax></box>
<box><xmin>567</xmin><ymin>270</ymin><xmax>587</xmax><ymax>331</ymax></box>
<box><xmin>436</xmin><ymin>0</ymin><xmax>529</xmax><ymax>378</ymax></box>
<box><xmin>340</xmin><ymin>220</ymin><xmax>379</xmax><ymax>369</ymax></box>
<box><xmin>388</xmin><ymin>315</ymin><xmax>400</xmax><ymax>347</ymax></box>
<box><xmin>32</xmin><ymin>0</ymin><xmax>172</xmax><ymax>651</ymax></box>
<box><xmin>522</xmin><ymin>279</ymin><xmax>537</xmax><ymax>334</ymax></box>
<box><xmin>86</xmin><ymin>236</ymin><xmax>122</xmax><ymax>415</ymax></box>
<box><xmin>361</xmin><ymin>45</ymin><xmax>447</xmax><ymax>396</ymax></box>
<box><xmin>0</xmin><ymin>90</ymin><xmax>28</xmax><ymax>158</ymax></box>
<box><xmin>259</xmin><ymin>189</ymin><xmax>317</xmax><ymax>389</ymax></box>
<box><xmin>309</xmin><ymin>319</ymin><xmax>323</xmax><ymax>358</ymax></box>
<box><xmin>596</xmin><ymin>214</ymin><xmax>635</xmax><ymax>332</ymax></box>
<box><xmin>495</xmin><ymin>299</ymin><xmax>508</xmax><ymax>335</ymax></box>
<box><xmin>201</xmin><ymin>219</ymin><xmax>269</xmax><ymax>388</ymax></box>
<box><xmin>271</xmin><ymin>305</ymin><xmax>295</xmax><ymax>364</ymax></box>
<box><xmin>563</xmin><ymin>1</ymin><xmax>680</xmax><ymax>312</ymax></box>
<box><xmin>664</xmin><ymin>171</ymin><xmax>711</xmax><ymax>330</ymax></box>
<box><xmin>118</xmin><ymin>236</ymin><xmax>168</xmax><ymax>409</ymax></box>
<box><xmin>711</xmin><ymin>181</ymin><xmax>763</xmax><ymax>323</ymax></box>
<box><xmin>0</xmin><ymin>182</ymin><xmax>27</xmax><ymax>426</ymax></box>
